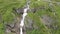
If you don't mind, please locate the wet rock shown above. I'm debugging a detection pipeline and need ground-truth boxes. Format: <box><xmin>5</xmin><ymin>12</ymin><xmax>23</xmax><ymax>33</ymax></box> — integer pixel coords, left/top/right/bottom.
<box><xmin>13</xmin><ymin>7</ymin><xmax>37</xmax><ymax>15</ymax></box>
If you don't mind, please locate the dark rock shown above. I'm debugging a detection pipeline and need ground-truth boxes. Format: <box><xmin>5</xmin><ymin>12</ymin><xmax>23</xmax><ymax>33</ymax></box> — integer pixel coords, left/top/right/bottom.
<box><xmin>5</xmin><ymin>17</ymin><xmax>20</xmax><ymax>34</ymax></box>
<box><xmin>13</xmin><ymin>8</ymin><xmax>24</xmax><ymax>15</ymax></box>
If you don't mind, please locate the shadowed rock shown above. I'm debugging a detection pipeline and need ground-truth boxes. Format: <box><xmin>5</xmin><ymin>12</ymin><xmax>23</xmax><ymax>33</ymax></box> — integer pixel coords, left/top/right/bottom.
<box><xmin>5</xmin><ymin>17</ymin><xmax>20</xmax><ymax>34</ymax></box>
<box><xmin>13</xmin><ymin>8</ymin><xmax>24</xmax><ymax>15</ymax></box>
<box><xmin>13</xmin><ymin>7</ymin><xmax>37</xmax><ymax>15</ymax></box>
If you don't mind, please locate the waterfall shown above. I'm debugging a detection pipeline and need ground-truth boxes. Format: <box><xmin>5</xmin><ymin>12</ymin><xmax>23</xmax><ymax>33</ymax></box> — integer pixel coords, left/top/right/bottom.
<box><xmin>20</xmin><ymin>0</ymin><xmax>30</xmax><ymax>34</ymax></box>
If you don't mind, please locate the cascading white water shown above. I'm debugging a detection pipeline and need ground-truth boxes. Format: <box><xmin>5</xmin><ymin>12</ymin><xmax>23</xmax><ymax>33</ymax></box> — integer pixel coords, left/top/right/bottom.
<box><xmin>20</xmin><ymin>1</ymin><xmax>29</xmax><ymax>34</ymax></box>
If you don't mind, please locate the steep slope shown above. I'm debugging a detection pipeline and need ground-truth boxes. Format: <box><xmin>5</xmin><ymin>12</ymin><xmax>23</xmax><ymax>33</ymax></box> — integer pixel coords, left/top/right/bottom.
<box><xmin>0</xmin><ymin>0</ymin><xmax>60</xmax><ymax>34</ymax></box>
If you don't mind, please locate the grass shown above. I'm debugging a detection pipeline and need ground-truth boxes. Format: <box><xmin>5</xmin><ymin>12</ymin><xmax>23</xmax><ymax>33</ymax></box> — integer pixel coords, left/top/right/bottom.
<box><xmin>0</xmin><ymin>0</ymin><xmax>26</xmax><ymax>34</ymax></box>
<box><xmin>0</xmin><ymin>0</ymin><xmax>60</xmax><ymax>34</ymax></box>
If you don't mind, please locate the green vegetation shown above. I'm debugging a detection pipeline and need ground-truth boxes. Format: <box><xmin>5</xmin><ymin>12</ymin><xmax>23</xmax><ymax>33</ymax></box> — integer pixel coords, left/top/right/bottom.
<box><xmin>0</xmin><ymin>0</ymin><xmax>60</xmax><ymax>34</ymax></box>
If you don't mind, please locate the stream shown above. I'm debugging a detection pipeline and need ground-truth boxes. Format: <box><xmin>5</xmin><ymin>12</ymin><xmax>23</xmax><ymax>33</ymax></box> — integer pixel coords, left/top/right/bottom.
<box><xmin>20</xmin><ymin>0</ymin><xmax>30</xmax><ymax>34</ymax></box>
